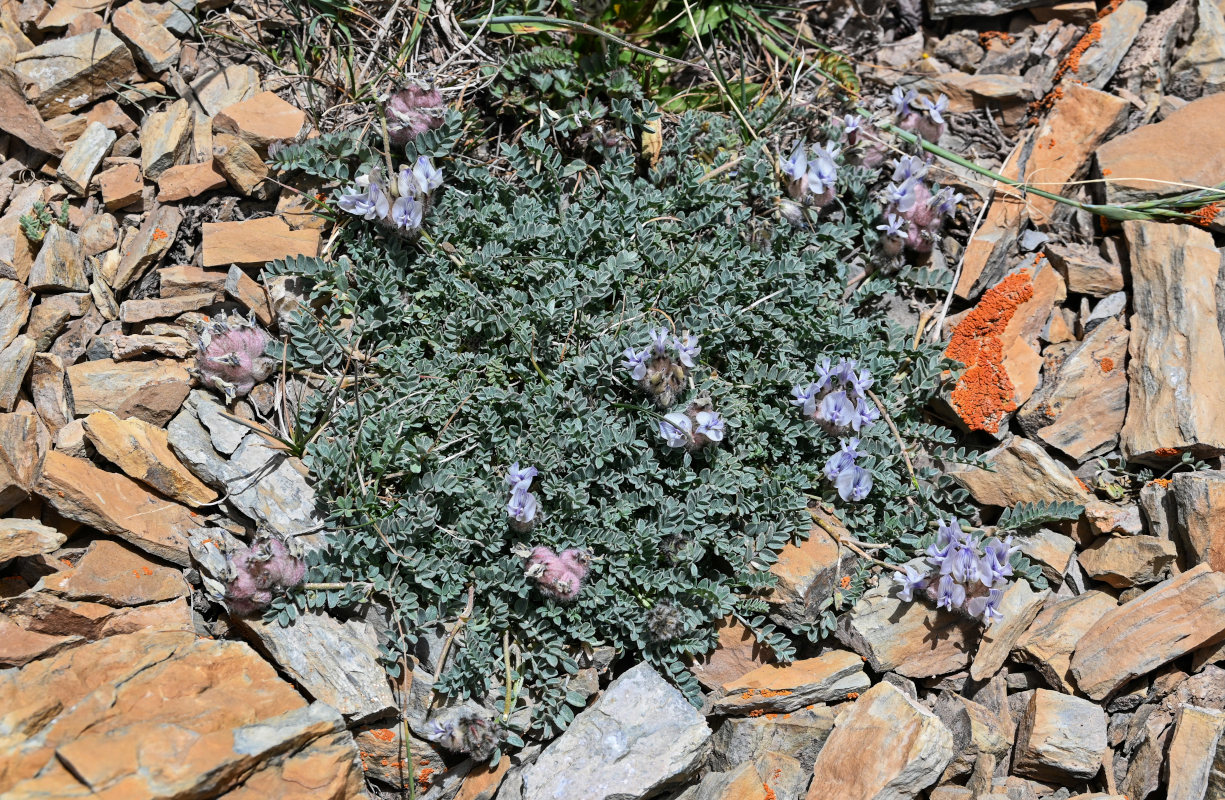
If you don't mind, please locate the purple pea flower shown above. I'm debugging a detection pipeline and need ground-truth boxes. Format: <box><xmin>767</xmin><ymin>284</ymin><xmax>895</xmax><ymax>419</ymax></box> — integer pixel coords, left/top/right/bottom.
<box><xmin>933</xmin><ymin>187</ymin><xmax>964</xmax><ymax>217</ymax></box>
<box><xmin>979</xmin><ymin>536</ymin><xmax>1018</xmax><ymax>586</ymax></box>
<box><xmin>412</xmin><ymin>156</ymin><xmax>444</xmax><ymax>194</ymax></box>
<box><xmin>832</xmin><ymin>357</ymin><xmax>859</xmax><ymax>386</ymax></box>
<box><xmin>659</xmin><ymin>412</ymin><xmax>692</xmax><ymax>448</ymax></box>
<box><xmin>893</xmin><ymin>563</ymin><xmax>928</xmax><ymax>602</ymax></box>
<box><xmin>835</xmin><ymin>463</ymin><xmax>873</xmax><ymax>502</ymax></box>
<box><xmin>506</xmin><ymin>462</ymin><xmax>538</xmax><ymax>489</ymax></box>
<box><xmin>807</xmin><ymin>151</ymin><xmax>838</xmax><ymax>194</ymax></box>
<box><xmin>944</xmin><ymin>546</ymin><xmax>980</xmax><ymax>585</ymax></box>
<box><xmin>622</xmin><ymin>347</ymin><xmax>649</xmax><ymax>380</ymax></box>
<box><xmin>338</xmin><ymin>176</ymin><xmax>390</xmax><ymax>220</ymax></box>
<box><xmin>391</xmin><ymin>195</ymin><xmax>423</xmax><ymax>230</ymax></box>
<box><xmin>885</xmin><ymin>179</ymin><xmax>920</xmax><ymax>214</ymax></box>
<box><xmin>791</xmin><ymin>383</ymin><xmax>819</xmax><ymax>417</ymax></box>
<box><xmin>852</xmin><ymin>398</ymin><xmax>880</xmax><ymax>431</ymax></box>
<box><xmin>968</xmin><ymin>588</ymin><xmax>1005</xmax><ymax>624</ymax></box>
<box><xmin>818</xmin><ymin>390</ymin><xmax>856</xmax><ymax>427</ymax></box>
<box><xmin>925</xmin><ymin>523</ymin><xmax>960</xmax><ymax>567</ymax></box>
<box><xmin>695</xmin><ymin>410</ymin><xmax>725</xmax><ymax>442</ymax></box>
<box><xmin>891</xmin><ymin>155</ymin><xmax>927</xmax><ymax>183</ymax></box>
<box><xmin>507</xmin><ymin>483</ymin><xmax>538</xmax><ymax>524</ymax></box>
<box><xmin>673</xmin><ymin>332</ymin><xmax>700</xmax><ymax>368</ymax></box>
<box><xmin>936</xmin><ymin>574</ymin><xmax>966</xmax><ymax>611</ymax></box>
<box><xmin>877</xmin><ymin>213</ymin><xmax>905</xmax><ymax>238</ymax></box>
<box><xmin>649</xmin><ymin>328</ymin><xmax>670</xmax><ymax>357</ymax></box>
<box><xmin>890</xmin><ymin>87</ymin><xmax>917</xmax><ymax>116</ymax></box>
<box><xmin>782</xmin><ymin>143</ymin><xmax>808</xmax><ymax>182</ymax></box>
<box><xmin>814</xmin><ymin>358</ymin><xmax>835</xmax><ymax>392</ymax></box>
<box><xmin>921</xmin><ymin>94</ymin><xmax>949</xmax><ymax>125</ymax></box>
<box><xmin>847</xmin><ymin>368</ymin><xmax>874</xmax><ymax>397</ymax></box>
<box><xmin>824</xmin><ymin>448</ymin><xmax>856</xmax><ymax>482</ymax></box>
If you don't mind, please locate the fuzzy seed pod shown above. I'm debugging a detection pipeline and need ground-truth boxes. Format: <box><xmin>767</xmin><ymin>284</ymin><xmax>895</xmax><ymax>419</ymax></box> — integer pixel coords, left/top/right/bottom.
<box><xmin>386</xmin><ymin>84</ymin><xmax>445</xmax><ymax>147</ymax></box>
<box><xmin>642</xmin><ymin>355</ymin><xmax>687</xmax><ymax>409</ymax></box>
<box><xmin>424</xmin><ymin>707</ymin><xmax>499</xmax><ymax>760</ymax></box>
<box><xmin>645</xmin><ymin>601</ymin><xmax>688</xmax><ymax>642</ymax></box>
<box><xmin>525</xmin><ymin>545</ymin><xmax>589</xmax><ymax>601</ymax></box>
<box><xmin>223</xmin><ymin>532</ymin><xmax>306</xmax><ymax>615</ymax></box>
<box><xmin>196</xmin><ymin>313</ymin><xmax>276</xmax><ymax>400</ymax></box>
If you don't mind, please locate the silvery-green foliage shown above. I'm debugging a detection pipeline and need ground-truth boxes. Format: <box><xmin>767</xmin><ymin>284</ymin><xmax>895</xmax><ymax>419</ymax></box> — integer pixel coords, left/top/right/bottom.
<box><xmin>267</xmin><ymin>108</ymin><xmax>973</xmax><ymax>737</ymax></box>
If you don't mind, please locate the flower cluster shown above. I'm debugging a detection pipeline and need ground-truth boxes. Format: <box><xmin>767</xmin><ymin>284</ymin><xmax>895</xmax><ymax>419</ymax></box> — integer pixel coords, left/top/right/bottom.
<box><xmin>823</xmin><ymin>437</ymin><xmax>873</xmax><ymax>502</ymax></box>
<box><xmin>791</xmin><ymin>357</ymin><xmax>879</xmax><ymax>433</ymax></box>
<box><xmin>890</xmin><ymin>87</ymin><xmax>949</xmax><ymax>142</ymax></box>
<box><xmin>222</xmin><ymin>532</ymin><xmax>307</xmax><ymax>615</ymax></box>
<box><xmin>505</xmin><ymin>462</ymin><xmax>538</xmax><ymax>531</ymax></box>
<box><xmin>892</xmin><ymin>518</ymin><xmax>1019</xmax><ymax>625</ymax></box>
<box><xmin>658</xmin><ymin>401</ymin><xmax>725</xmax><ymax>451</ymax></box>
<box><xmin>385</xmin><ymin>84</ymin><xmax>445</xmax><ymax>147</ymax></box>
<box><xmin>780</xmin><ymin>141</ymin><xmax>840</xmax><ymax>208</ymax></box>
<box><xmin>524</xmin><ymin>545</ymin><xmax>589</xmax><ymax>601</ymax></box>
<box><xmin>878</xmin><ymin>152</ymin><xmax>964</xmax><ymax>255</ymax></box>
<box><xmin>195</xmin><ymin>312</ymin><xmax>276</xmax><ymax>401</ymax></box>
<box><xmin>337</xmin><ymin>156</ymin><xmax>443</xmax><ymax>234</ymax></box>
<box><xmin>622</xmin><ymin>327</ymin><xmax>699</xmax><ymax>408</ymax></box>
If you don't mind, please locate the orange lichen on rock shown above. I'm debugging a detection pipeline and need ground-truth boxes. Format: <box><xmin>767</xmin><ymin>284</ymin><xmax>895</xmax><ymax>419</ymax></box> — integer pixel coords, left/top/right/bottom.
<box><xmin>749</xmin><ymin>709</ymin><xmax>766</xmax><ymax>717</ymax></box>
<box><xmin>846</xmin><ymin>692</ymin><xmax>860</xmax><ymax>700</ymax></box>
<box><xmin>758</xmin><ymin>689</ymin><xmax>793</xmax><ymax>698</ymax></box>
<box><xmin>417</xmin><ymin>767</ymin><xmax>436</xmax><ymax>792</ymax></box>
<box><xmin>1075</xmin><ymin>477</ymin><xmax>1090</xmax><ymax>492</ymax></box>
<box><xmin>370</xmin><ymin>728</ymin><xmax>396</xmax><ymax>742</ymax></box>
<box><xmin>1100</xmin><ymin>357</ymin><xmax>1114</xmax><ymax>373</ymax></box>
<box><xmin>1054</xmin><ymin>22</ymin><xmax>1103</xmax><ymax>83</ymax></box>
<box><xmin>945</xmin><ymin>270</ymin><xmax>1035</xmax><ymax>433</ymax></box>
<box><xmin>840</xmin><ymin>575</ymin><xmax>851</xmax><ymax>589</ymax></box>
<box><xmin>1153</xmin><ymin>447</ymin><xmax>1181</xmax><ymax>456</ymax></box>
<box><xmin>1192</xmin><ymin>202</ymin><xmax>1222</xmax><ymax>227</ymax></box>
<box><xmin>979</xmin><ymin>31</ymin><xmax>1016</xmax><ymax>47</ymax></box>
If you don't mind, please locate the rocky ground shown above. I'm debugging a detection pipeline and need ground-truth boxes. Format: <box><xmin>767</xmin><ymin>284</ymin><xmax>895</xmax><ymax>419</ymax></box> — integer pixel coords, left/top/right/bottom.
<box><xmin>2</xmin><ymin>0</ymin><xmax>1225</xmax><ymax>797</ymax></box>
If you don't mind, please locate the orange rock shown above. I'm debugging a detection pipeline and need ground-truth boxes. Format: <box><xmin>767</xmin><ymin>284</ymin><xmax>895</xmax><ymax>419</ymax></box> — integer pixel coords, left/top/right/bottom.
<box><xmin>713</xmin><ymin>650</ymin><xmax>869</xmax><ymax>714</ymax></box>
<box><xmin>0</xmin><ymin>412</ymin><xmax>50</xmax><ymax>514</ymax></box>
<box><xmin>65</xmin><ymin>358</ymin><xmax>190</xmax><ymax>426</ymax></box>
<box><xmin>156</xmin><ymin>160</ymin><xmax>227</xmax><ymax>202</ymax></box>
<box><xmin>97</xmin><ymin>162</ymin><xmax>142</xmax><ymax>210</ymax></box>
<box><xmin>35</xmin><ymin>450</ymin><xmax>202</xmax><ymax>565</ymax></box>
<box><xmin>690</xmin><ymin>616</ymin><xmax>776</xmax><ymax>690</ymax></box>
<box><xmin>765</xmin><ymin>511</ymin><xmax>853</xmax><ymax>626</ymax></box>
<box><xmin>214</xmin><ymin>91</ymin><xmax>307</xmax><ymax>154</ymax></box>
<box><xmin>0</xmin><ymin>614</ymin><xmax>82</xmax><ymax>667</ymax></box>
<box><xmin>456</xmin><ymin>755</ymin><xmax>512</xmax><ymax>800</ymax></box>
<box><xmin>42</xmin><ymin>538</ymin><xmax>189</xmax><ymax>607</ymax></box>
<box><xmin>201</xmin><ymin>217</ymin><xmax>321</xmax><ymax>268</ymax></box>
<box><xmin>83</xmin><ymin>410</ymin><xmax>217</xmax><ymax>506</ymax></box>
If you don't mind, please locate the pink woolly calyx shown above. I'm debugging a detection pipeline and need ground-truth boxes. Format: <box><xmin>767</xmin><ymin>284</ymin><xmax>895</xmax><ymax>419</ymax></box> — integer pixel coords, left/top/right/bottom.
<box><xmin>222</xmin><ymin>531</ymin><xmax>306</xmax><ymax>616</ymax></box>
<box><xmin>196</xmin><ymin>312</ymin><xmax>276</xmax><ymax>400</ymax></box>
<box><xmin>524</xmin><ymin>545</ymin><xmax>590</xmax><ymax>602</ymax></box>
<box><xmin>386</xmin><ymin>84</ymin><xmax>445</xmax><ymax>147</ymax></box>
<box><xmin>423</xmin><ymin>706</ymin><xmax>499</xmax><ymax>761</ymax></box>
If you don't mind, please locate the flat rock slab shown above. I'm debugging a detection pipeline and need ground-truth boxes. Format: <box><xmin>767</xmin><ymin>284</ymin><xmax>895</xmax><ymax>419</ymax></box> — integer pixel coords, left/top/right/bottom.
<box><xmin>837</xmin><ymin>580</ymin><xmax>978</xmax><ymax>679</ymax></box>
<box><xmin>806</xmin><ymin>681</ymin><xmax>954</xmax><ymax>800</ymax></box>
<box><xmin>34</xmin><ymin>450</ymin><xmax>202</xmax><ymax>565</ymax></box>
<box><xmin>1120</xmin><ymin>221</ymin><xmax>1225</xmax><ymax>460</ymax></box>
<box><xmin>1071</xmin><ymin>564</ymin><xmax>1225</xmax><ymax>700</ymax></box>
<box><xmin>0</xmin><ymin>411</ymin><xmax>49</xmax><ymax>514</ymax></box>
<box><xmin>1166</xmin><ymin>705</ymin><xmax>1225</xmax><ymax>800</ymax></box>
<box><xmin>689</xmin><ymin>616</ymin><xmax>775</xmax><ymax>690</ymax></box>
<box><xmin>708</xmin><ymin>705</ymin><xmax>836</xmax><ymax>774</ymax></box>
<box><xmin>233</xmin><ymin>610</ymin><xmax>396</xmax><ymax>725</ymax></box>
<box><xmin>13</xmin><ymin>28</ymin><xmax>135</xmax><ymax>117</ymax></box>
<box><xmin>970</xmin><ymin>580</ymin><xmax>1048</xmax><ymax>681</ymax></box>
<box><xmin>949</xmin><ymin>435</ymin><xmax>1092</xmax><ymax>508</ymax></box>
<box><xmin>83</xmin><ymin>409</ymin><xmax>217</xmax><ymax>506</ymax></box>
<box><xmin>201</xmin><ymin>217</ymin><xmax>321</xmax><ymax>267</ymax></box>
<box><xmin>66</xmin><ymin>358</ymin><xmax>191</xmax><ymax>427</ymax></box>
<box><xmin>0</xmin><ymin>518</ymin><xmax>65</xmax><ymax>562</ymax></box>
<box><xmin>766</xmin><ymin>514</ymin><xmax>855</xmax><ymax>627</ymax></box>
<box><xmin>519</xmin><ymin>662</ymin><xmax>711</xmax><ymax>800</ymax></box>
<box><xmin>0</xmin><ymin>630</ymin><xmax>367</xmax><ymax>799</ymax></box>
<box><xmin>1098</xmin><ymin>92</ymin><xmax>1225</xmax><ymax>203</ymax></box>
<box><xmin>712</xmin><ymin>650</ymin><xmax>869</xmax><ymax>714</ymax></box>
<box><xmin>40</xmin><ymin>538</ymin><xmax>189</xmax><ymax>606</ymax></box>
<box><xmin>1077</xmin><ymin>534</ymin><xmax>1176</xmax><ymax>587</ymax></box>
<box><xmin>1172</xmin><ymin>470</ymin><xmax>1225</xmax><ymax>571</ymax></box>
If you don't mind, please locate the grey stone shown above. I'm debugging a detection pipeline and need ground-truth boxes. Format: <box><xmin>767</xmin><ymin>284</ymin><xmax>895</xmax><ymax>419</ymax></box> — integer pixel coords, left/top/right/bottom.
<box><xmin>1139</xmin><ymin>481</ymin><xmax>1174</xmax><ymax>541</ymax></box>
<box><xmin>1019</xmin><ymin>528</ymin><xmax>1076</xmax><ymax>583</ymax></box>
<box><xmin>191</xmin><ymin>64</ymin><xmax>260</xmax><ymax>116</ymax></box>
<box><xmin>1078</xmin><ymin>535</ymin><xmax>1177</xmax><ymax>587</ymax></box>
<box><xmin>0</xmin><ymin>336</ymin><xmax>35</xmax><ymax>411</ymax></box>
<box><xmin>56</xmin><ymin>120</ymin><xmax>115</xmax><ymax>196</ymax></box>
<box><xmin>13</xmin><ymin>29</ymin><xmax>135</xmax><ymax>116</ymax></box>
<box><xmin>970</xmin><ymin>580</ymin><xmax>1049</xmax><ymax>681</ymax></box>
<box><xmin>693</xmin><ymin>754</ymin><xmax>807</xmax><ymax>800</ymax></box>
<box><xmin>519</xmin><ymin>663</ymin><xmax>711</xmax><ymax>800</ymax></box>
<box><xmin>233</xmin><ymin>610</ymin><xmax>397</xmax><ymax>725</ymax></box>
<box><xmin>1166</xmin><ymin>704</ymin><xmax>1225</xmax><ymax>800</ymax></box>
<box><xmin>1012</xmin><ymin>590</ymin><xmax>1118</xmax><ymax>693</ymax></box>
<box><xmin>708</xmin><ymin>705</ymin><xmax>835</xmax><ymax>774</ymax></box>
<box><xmin>1169</xmin><ymin>0</ymin><xmax>1225</xmax><ymax>98</ymax></box>
<box><xmin>27</xmin><ymin>225</ymin><xmax>86</xmax><ymax>293</ymax></box>
<box><xmin>1073</xmin><ymin>0</ymin><xmax>1147</xmax><ymax>89</ymax></box>
<box><xmin>141</xmin><ymin>99</ymin><xmax>194</xmax><ymax>180</ymax></box>
<box><xmin>1083</xmin><ymin>290</ymin><xmax>1127</xmax><ymax>334</ymax></box>
<box><xmin>1171</xmin><ymin>470</ymin><xmax>1225</xmax><ymax>572</ymax></box>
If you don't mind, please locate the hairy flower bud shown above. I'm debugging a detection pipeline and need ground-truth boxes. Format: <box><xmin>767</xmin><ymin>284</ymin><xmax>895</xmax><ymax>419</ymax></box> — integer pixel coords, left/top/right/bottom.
<box><xmin>223</xmin><ymin>531</ymin><xmax>306</xmax><ymax>615</ymax></box>
<box><xmin>525</xmin><ymin>545</ymin><xmax>589</xmax><ymax>601</ymax></box>
<box><xmin>386</xmin><ymin>84</ymin><xmax>445</xmax><ymax>147</ymax></box>
<box><xmin>195</xmin><ymin>313</ymin><xmax>276</xmax><ymax>400</ymax></box>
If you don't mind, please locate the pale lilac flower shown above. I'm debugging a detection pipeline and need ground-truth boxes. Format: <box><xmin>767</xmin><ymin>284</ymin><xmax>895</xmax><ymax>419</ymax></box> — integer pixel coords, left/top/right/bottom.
<box><xmin>878</xmin><ymin>214</ymin><xmax>905</xmax><ymax>238</ymax></box>
<box><xmin>847</xmin><ymin>368</ymin><xmax>874</xmax><ymax>397</ymax></box>
<box><xmin>791</xmin><ymin>383</ymin><xmax>820</xmax><ymax>417</ymax></box>
<box><xmin>852</xmin><ymin>398</ymin><xmax>880</xmax><ymax>431</ymax></box>
<box><xmin>659</xmin><ymin>412</ymin><xmax>692</xmax><ymax>448</ymax></box>
<box><xmin>885</xmin><ymin>179</ymin><xmax>920</xmax><ymax>214</ymax></box>
<box><xmin>649</xmin><ymin>328</ymin><xmax>670</xmax><ymax>357</ymax></box>
<box><xmin>943</xmin><ymin>546</ymin><xmax>980</xmax><ymax>585</ymax></box>
<box><xmin>412</xmin><ymin>156</ymin><xmax>444</xmax><ymax>194</ymax></box>
<box><xmin>507</xmin><ymin>483</ymin><xmax>538</xmax><ymax>524</ymax></box>
<box><xmin>842</xmin><ymin>114</ymin><xmax>862</xmax><ymax>134</ymax></box>
<box><xmin>396</xmin><ymin>164</ymin><xmax>415</xmax><ymax>199</ymax></box>
<box><xmin>967</xmin><ymin>588</ymin><xmax>1005</xmax><ymax>624</ymax></box>
<box><xmin>695</xmin><ymin>410</ymin><xmax>725</xmax><ymax>442</ymax></box>
<box><xmin>891</xmin><ymin>155</ymin><xmax>927</xmax><ymax>183</ymax></box>
<box><xmin>890</xmin><ymin>87</ymin><xmax>917</xmax><ymax>116</ymax></box>
<box><xmin>391</xmin><ymin>195</ymin><xmax>423</xmax><ymax>230</ymax></box>
<box><xmin>814</xmin><ymin>358</ymin><xmax>835</xmax><ymax>391</ymax></box>
<box><xmin>933</xmin><ymin>187</ymin><xmax>964</xmax><ymax>216</ymax></box>
<box><xmin>893</xmin><ymin>563</ymin><xmax>928</xmax><ymax>602</ymax></box>
<box><xmin>782</xmin><ymin>143</ymin><xmax>808</xmax><ymax>182</ymax></box>
<box><xmin>673</xmin><ymin>332</ymin><xmax>700</xmax><ymax>368</ymax></box>
<box><xmin>979</xmin><ymin>536</ymin><xmax>1018</xmax><ymax>586</ymax></box>
<box><xmin>921</xmin><ymin>94</ymin><xmax>949</xmax><ymax>125</ymax></box>
<box><xmin>926</xmin><ymin>519</ymin><xmax>962</xmax><ymax>566</ymax></box>
<box><xmin>506</xmin><ymin>462</ymin><xmax>538</xmax><ymax>488</ymax></box>
<box><xmin>832</xmin><ymin>357</ymin><xmax>859</xmax><ymax>386</ymax></box>
<box><xmin>338</xmin><ymin>177</ymin><xmax>390</xmax><ymax>220</ymax></box>
<box><xmin>807</xmin><ymin>151</ymin><xmax>838</xmax><ymax>194</ymax></box>
<box><xmin>622</xmin><ymin>347</ymin><xmax>649</xmax><ymax>380</ymax></box>
<box><xmin>936</xmin><ymin>574</ymin><xmax>966</xmax><ymax>611</ymax></box>
<box><xmin>835</xmin><ymin>464</ymin><xmax>873</xmax><ymax>502</ymax></box>
<box><xmin>818</xmin><ymin>390</ymin><xmax>856</xmax><ymax>428</ymax></box>
<box><xmin>824</xmin><ymin>448</ymin><xmax>856</xmax><ymax>482</ymax></box>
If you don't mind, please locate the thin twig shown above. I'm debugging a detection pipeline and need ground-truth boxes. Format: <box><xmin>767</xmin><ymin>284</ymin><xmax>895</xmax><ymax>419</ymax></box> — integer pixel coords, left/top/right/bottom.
<box><xmin>867</xmin><ymin>388</ymin><xmax>919</xmax><ymax>493</ymax></box>
<box><xmin>432</xmin><ymin>584</ymin><xmax>476</xmax><ymax>684</ymax></box>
